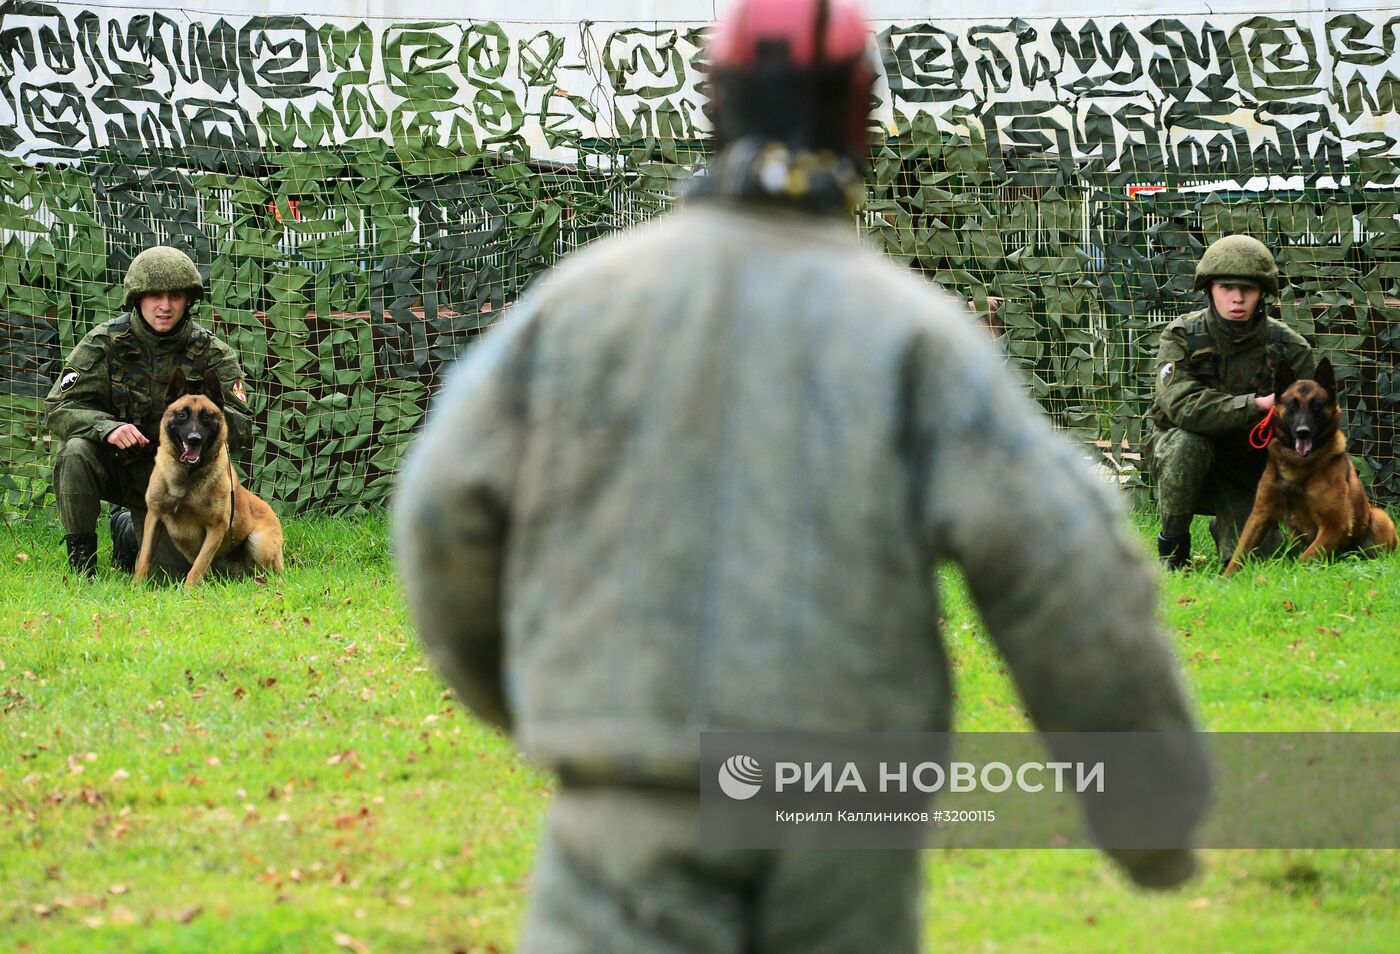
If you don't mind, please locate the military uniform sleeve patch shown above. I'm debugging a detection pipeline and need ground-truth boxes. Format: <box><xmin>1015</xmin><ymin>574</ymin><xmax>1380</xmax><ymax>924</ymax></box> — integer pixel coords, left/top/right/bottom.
<box><xmin>60</xmin><ymin>369</ymin><xmax>80</xmax><ymax>391</ymax></box>
<box><xmin>231</xmin><ymin>378</ymin><xmax>247</xmax><ymax>402</ymax></box>
<box><xmin>1158</xmin><ymin>362</ymin><xmax>1175</xmax><ymax>389</ymax></box>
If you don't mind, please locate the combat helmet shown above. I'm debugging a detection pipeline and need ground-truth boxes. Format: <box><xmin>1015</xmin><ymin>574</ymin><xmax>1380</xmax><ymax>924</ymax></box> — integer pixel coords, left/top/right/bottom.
<box><xmin>1193</xmin><ymin>235</ymin><xmax>1279</xmax><ymax>296</ymax></box>
<box><xmin>707</xmin><ymin>0</ymin><xmax>876</xmax><ymax>165</ymax></box>
<box><xmin>123</xmin><ymin>246</ymin><xmax>205</xmax><ymax>309</ymax></box>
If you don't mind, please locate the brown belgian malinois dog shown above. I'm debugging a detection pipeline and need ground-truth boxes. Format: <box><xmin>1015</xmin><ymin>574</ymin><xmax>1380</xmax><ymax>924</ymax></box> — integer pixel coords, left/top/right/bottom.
<box><xmin>1224</xmin><ymin>357</ymin><xmax>1397</xmax><ymax>576</ymax></box>
<box><xmin>134</xmin><ymin>368</ymin><xmax>284</xmax><ymax>586</ymax></box>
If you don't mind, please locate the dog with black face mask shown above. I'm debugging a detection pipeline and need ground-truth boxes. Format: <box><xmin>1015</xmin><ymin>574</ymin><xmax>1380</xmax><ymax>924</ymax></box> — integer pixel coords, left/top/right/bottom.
<box><xmin>1224</xmin><ymin>357</ymin><xmax>1397</xmax><ymax>576</ymax></box>
<box><xmin>134</xmin><ymin>368</ymin><xmax>283</xmax><ymax>586</ymax></box>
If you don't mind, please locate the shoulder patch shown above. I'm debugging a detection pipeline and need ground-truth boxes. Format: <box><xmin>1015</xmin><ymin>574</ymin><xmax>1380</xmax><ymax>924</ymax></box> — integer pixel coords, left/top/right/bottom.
<box><xmin>231</xmin><ymin>378</ymin><xmax>247</xmax><ymax>402</ymax></box>
<box><xmin>60</xmin><ymin>368</ymin><xmax>80</xmax><ymax>391</ymax></box>
<box><xmin>1158</xmin><ymin>362</ymin><xmax>1175</xmax><ymax>389</ymax></box>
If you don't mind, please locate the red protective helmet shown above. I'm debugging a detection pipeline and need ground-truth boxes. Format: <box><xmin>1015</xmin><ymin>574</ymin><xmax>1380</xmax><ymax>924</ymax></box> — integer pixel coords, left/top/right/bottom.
<box><xmin>707</xmin><ymin>0</ymin><xmax>876</xmax><ymax>163</ymax></box>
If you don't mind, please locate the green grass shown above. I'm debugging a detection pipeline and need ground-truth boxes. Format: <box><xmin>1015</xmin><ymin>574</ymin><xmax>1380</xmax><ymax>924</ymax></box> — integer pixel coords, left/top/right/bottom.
<box><xmin>1</xmin><ymin>512</ymin><xmax>1395</xmax><ymax>952</ymax></box>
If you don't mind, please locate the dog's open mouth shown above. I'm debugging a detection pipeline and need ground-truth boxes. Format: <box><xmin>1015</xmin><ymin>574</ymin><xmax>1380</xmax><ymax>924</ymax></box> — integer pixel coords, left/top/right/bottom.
<box><xmin>1294</xmin><ymin>438</ymin><xmax>1313</xmax><ymax>457</ymax></box>
<box><xmin>180</xmin><ymin>442</ymin><xmax>202</xmax><ymax>465</ymax></box>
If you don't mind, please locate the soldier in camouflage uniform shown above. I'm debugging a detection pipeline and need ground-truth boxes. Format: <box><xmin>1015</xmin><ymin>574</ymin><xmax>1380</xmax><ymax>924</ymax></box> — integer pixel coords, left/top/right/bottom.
<box><xmin>394</xmin><ymin>1</ymin><xmax>1209</xmax><ymax>950</ymax></box>
<box><xmin>1149</xmin><ymin>235</ymin><xmax>1315</xmax><ymax>568</ymax></box>
<box><xmin>46</xmin><ymin>246</ymin><xmax>253</xmax><ymax>577</ymax></box>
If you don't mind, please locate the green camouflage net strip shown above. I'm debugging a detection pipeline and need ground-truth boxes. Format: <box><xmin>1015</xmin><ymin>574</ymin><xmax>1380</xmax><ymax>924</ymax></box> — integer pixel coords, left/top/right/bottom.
<box><xmin>1</xmin><ymin>8</ymin><xmax>1397</xmax><ymax>515</ymax></box>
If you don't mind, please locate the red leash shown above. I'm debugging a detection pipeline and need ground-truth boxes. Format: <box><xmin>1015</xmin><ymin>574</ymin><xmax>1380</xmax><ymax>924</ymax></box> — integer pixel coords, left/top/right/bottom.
<box><xmin>1249</xmin><ymin>407</ymin><xmax>1275</xmax><ymax>449</ymax></box>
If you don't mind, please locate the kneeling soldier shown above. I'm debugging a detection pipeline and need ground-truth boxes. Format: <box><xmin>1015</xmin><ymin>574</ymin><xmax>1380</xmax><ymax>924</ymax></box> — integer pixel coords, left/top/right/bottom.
<box><xmin>1148</xmin><ymin>235</ymin><xmax>1315</xmax><ymax>568</ymax></box>
<box><xmin>46</xmin><ymin>246</ymin><xmax>253</xmax><ymax>577</ymax></box>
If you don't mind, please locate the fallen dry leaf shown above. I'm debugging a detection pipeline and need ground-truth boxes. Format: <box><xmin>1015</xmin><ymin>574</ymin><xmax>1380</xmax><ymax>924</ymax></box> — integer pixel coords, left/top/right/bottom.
<box><xmin>333</xmin><ymin>932</ymin><xmax>371</xmax><ymax>953</ymax></box>
<box><xmin>177</xmin><ymin>905</ymin><xmax>203</xmax><ymax>924</ymax></box>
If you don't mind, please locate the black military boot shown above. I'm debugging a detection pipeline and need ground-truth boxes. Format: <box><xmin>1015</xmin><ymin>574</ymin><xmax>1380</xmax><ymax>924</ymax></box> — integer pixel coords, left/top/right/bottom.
<box><xmin>109</xmin><ymin>508</ymin><xmax>139</xmax><ymax>573</ymax></box>
<box><xmin>64</xmin><ymin>531</ymin><xmax>98</xmax><ymax>579</ymax></box>
<box><xmin>1157</xmin><ymin>532</ymin><xmax>1192</xmax><ymax>571</ymax></box>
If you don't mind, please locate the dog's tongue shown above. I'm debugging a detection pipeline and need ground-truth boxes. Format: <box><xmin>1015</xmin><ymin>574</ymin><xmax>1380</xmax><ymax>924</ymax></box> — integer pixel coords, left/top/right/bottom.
<box><xmin>1295</xmin><ymin>438</ymin><xmax>1313</xmax><ymax>457</ymax></box>
<box><xmin>180</xmin><ymin>442</ymin><xmax>201</xmax><ymax>464</ymax></box>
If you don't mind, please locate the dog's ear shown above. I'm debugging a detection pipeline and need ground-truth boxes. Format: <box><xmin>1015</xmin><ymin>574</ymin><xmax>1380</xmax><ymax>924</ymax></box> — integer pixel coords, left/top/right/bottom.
<box><xmin>1272</xmin><ymin>361</ymin><xmax>1297</xmax><ymax>400</ymax></box>
<box><xmin>1313</xmin><ymin>356</ymin><xmax>1336</xmax><ymax>397</ymax></box>
<box><xmin>202</xmin><ymin>369</ymin><xmax>224</xmax><ymax>409</ymax></box>
<box><xmin>165</xmin><ymin>368</ymin><xmax>189</xmax><ymax>405</ymax></box>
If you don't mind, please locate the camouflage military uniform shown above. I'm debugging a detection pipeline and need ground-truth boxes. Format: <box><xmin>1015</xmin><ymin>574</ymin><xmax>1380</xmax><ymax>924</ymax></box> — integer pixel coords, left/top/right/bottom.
<box><xmin>46</xmin><ymin>248</ymin><xmax>251</xmax><ymax>574</ymax></box>
<box><xmin>1149</xmin><ymin>308</ymin><xmax>1314</xmax><ymax>562</ymax></box>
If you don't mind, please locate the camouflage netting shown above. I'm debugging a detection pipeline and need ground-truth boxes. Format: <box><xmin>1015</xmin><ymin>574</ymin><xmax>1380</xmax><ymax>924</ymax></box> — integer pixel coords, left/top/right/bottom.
<box><xmin>2</xmin><ymin>5</ymin><xmax>1398</xmax><ymax>516</ymax></box>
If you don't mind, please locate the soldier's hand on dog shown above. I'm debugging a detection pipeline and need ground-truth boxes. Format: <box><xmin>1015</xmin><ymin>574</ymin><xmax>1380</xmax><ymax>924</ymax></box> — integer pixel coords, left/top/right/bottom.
<box><xmin>1253</xmin><ymin>393</ymin><xmax>1276</xmax><ymax>413</ymax></box>
<box><xmin>106</xmin><ymin>423</ymin><xmax>149</xmax><ymax>450</ymax></box>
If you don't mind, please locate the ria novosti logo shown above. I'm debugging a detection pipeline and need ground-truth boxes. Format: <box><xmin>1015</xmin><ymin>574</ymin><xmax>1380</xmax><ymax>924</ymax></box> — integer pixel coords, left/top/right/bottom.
<box><xmin>718</xmin><ymin>755</ymin><xmax>764</xmax><ymax>800</ymax></box>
